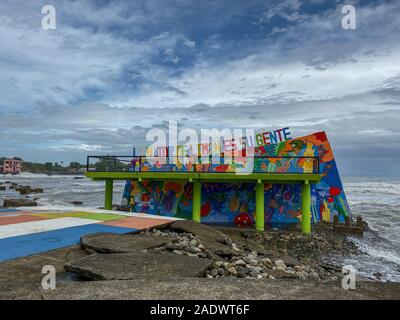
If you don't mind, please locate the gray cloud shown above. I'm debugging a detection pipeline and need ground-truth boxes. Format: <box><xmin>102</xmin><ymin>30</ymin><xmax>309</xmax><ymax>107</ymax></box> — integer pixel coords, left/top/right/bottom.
<box><xmin>0</xmin><ymin>0</ymin><xmax>399</xmax><ymax>177</ymax></box>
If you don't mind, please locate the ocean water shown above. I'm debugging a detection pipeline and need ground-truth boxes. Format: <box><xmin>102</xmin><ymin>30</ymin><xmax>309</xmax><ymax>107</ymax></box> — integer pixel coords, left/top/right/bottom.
<box><xmin>0</xmin><ymin>173</ymin><xmax>399</xmax><ymax>282</ymax></box>
<box><xmin>338</xmin><ymin>177</ymin><xmax>400</xmax><ymax>282</ymax></box>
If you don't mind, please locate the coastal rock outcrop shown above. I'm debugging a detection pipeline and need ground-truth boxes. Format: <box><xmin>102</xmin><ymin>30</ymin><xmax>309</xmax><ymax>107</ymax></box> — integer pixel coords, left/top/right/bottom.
<box><xmin>14</xmin><ymin>185</ymin><xmax>44</xmax><ymax>195</ymax></box>
<box><xmin>16</xmin><ymin>186</ymin><xmax>31</xmax><ymax>195</ymax></box>
<box><xmin>3</xmin><ymin>198</ymin><xmax>38</xmax><ymax>207</ymax></box>
<box><xmin>62</xmin><ymin>220</ymin><xmax>362</xmax><ymax>283</ymax></box>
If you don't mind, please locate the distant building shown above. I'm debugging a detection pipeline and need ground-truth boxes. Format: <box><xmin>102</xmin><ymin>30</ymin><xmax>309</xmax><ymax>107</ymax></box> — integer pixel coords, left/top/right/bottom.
<box><xmin>1</xmin><ymin>159</ymin><xmax>23</xmax><ymax>174</ymax></box>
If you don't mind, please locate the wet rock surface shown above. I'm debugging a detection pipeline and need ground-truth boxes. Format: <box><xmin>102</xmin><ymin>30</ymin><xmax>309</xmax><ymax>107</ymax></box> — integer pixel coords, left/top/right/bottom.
<box><xmin>1</xmin><ymin>182</ymin><xmax>45</xmax><ymax>206</ymax></box>
<box><xmin>64</xmin><ymin>252</ymin><xmax>213</xmax><ymax>280</ymax></box>
<box><xmin>81</xmin><ymin>232</ymin><xmax>178</xmax><ymax>254</ymax></box>
<box><xmin>3</xmin><ymin>198</ymin><xmax>38</xmax><ymax>207</ymax></box>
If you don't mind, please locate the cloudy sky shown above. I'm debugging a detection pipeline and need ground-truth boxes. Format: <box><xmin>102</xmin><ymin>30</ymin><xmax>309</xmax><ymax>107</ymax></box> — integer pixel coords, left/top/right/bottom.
<box><xmin>1</xmin><ymin>0</ymin><xmax>400</xmax><ymax>176</ymax></box>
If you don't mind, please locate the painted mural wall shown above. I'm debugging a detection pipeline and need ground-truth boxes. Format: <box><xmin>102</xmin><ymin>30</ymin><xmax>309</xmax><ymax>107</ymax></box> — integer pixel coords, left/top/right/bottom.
<box><xmin>121</xmin><ymin>131</ymin><xmax>350</xmax><ymax>227</ymax></box>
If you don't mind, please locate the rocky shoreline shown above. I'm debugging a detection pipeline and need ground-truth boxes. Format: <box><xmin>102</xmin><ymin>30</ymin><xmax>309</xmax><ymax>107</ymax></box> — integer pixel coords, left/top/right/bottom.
<box><xmin>141</xmin><ymin>221</ymin><xmax>362</xmax><ymax>281</ymax></box>
<box><xmin>61</xmin><ymin>220</ymin><xmax>366</xmax><ymax>283</ymax></box>
<box><xmin>0</xmin><ymin>181</ymin><xmax>43</xmax><ymax>207</ymax></box>
<box><xmin>0</xmin><ymin>219</ymin><xmax>398</xmax><ymax>299</ymax></box>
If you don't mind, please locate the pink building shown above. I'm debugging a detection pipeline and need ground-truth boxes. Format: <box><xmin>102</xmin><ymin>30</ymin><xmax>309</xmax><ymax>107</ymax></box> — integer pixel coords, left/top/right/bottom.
<box><xmin>1</xmin><ymin>159</ymin><xmax>23</xmax><ymax>174</ymax></box>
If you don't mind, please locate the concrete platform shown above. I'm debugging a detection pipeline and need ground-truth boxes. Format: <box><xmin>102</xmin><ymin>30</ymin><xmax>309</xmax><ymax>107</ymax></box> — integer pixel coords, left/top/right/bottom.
<box><xmin>0</xmin><ymin>207</ymin><xmax>180</xmax><ymax>262</ymax></box>
<box><xmin>64</xmin><ymin>252</ymin><xmax>213</xmax><ymax>280</ymax></box>
<box><xmin>0</xmin><ymin>224</ymin><xmax>135</xmax><ymax>261</ymax></box>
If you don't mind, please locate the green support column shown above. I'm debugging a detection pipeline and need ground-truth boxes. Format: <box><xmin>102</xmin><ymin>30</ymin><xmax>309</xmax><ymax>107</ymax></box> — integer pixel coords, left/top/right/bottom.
<box><xmin>105</xmin><ymin>179</ymin><xmax>113</xmax><ymax>210</ymax></box>
<box><xmin>255</xmin><ymin>181</ymin><xmax>265</xmax><ymax>232</ymax></box>
<box><xmin>192</xmin><ymin>179</ymin><xmax>201</xmax><ymax>223</ymax></box>
<box><xmin>301</xmin><ymin>181</ymin><xmax>311</xmax><ymax>234</ymax></box>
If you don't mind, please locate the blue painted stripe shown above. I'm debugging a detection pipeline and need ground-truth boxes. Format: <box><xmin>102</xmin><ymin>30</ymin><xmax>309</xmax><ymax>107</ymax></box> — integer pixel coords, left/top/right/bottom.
<box><xmin>0</xmin><ymin>208</ymin><xmax>20</xmax><ymax>212</ymax></box>
<box><xmin>0</xmin><ymin>224</ymin><xmax>137</xmax><ymax>261</ymax></box>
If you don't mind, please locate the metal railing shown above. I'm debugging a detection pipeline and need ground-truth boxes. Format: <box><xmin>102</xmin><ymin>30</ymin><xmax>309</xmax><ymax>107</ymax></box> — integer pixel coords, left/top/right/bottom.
<box><xmin>86</xmin><ymin>155</ymin><xmax>320</xmax><ymax>174</ymax></box>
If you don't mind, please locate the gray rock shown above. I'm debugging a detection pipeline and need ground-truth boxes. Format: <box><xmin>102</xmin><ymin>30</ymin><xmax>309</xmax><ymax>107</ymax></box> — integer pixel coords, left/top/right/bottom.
<box><xmin>81</xmin><ymin>232</ymin><xmax>177</xmax><ymax>253</ymax></box>
<box><xmin>246</xmin><ymin>243</ymin><xmax>270</xmax><ymax>256</ymax></box>
<box><xmin>281</xmin><ymin>255</ymin><xmax>301</xmax><ymax>267</ymax></box>
<box><xmin>168</xmin><ymin>220</ymin><xmax>235</xmax><ymax>257</ymax></box>
<box><xmin>269</xmin><ymin>268</ymin><xmax>299</xmax><ymax>280</ymax></box>
<box><xmin>64</xmin><ymin>252</ymin><xmax>213</xmax><ymax>280</ymax></box>
<box><xmin>3</xmin><ymin>198</ymin><xmax>37</xmax><ymax>207</ymax></box>
<box><xmin>236</xmin><ymin>266</ymin><xmax>250</xmax><ymax>278</ymax></box>
<box><xmin>274</xmin><ymin>259</ymin><xmax>287</xmax><ymax>270</ymax></box>
<box><xmin>261</xmin><ymin>258</ymin><xmax>274</xmax><ymax>268</ymax></box>
<box><xmin>16</xmin><ymin>186</ymin><xmax>31</xmax><ymax>195</ymax></box>
<box><xmin>218</xmin><ymin>268</ymin><xmax>225</xmax><ymax>276</ymax></box>
<box><xmin>234</xmin><ymin>259</ymin><xmax>246</xmax><ymax>266</ymax></box>
<box><xmin>252</xmin><ymin>266</ymin><xmax>263</xmax><ymax>273</ymax></box>
<box><xmin>210</xmin><ymin>268</ymin><xmax>219</xmax><ymax>277</ymax></box>
<box><xmin>169</xmin><ymin>220</ymin><xmax>227</xmax><ymax>244</ymax></box>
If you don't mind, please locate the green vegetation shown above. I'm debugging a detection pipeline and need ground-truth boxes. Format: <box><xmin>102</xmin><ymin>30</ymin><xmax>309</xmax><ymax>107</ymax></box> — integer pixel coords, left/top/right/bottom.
<box><xmin>22</xmin><ymin>161</ymin><xmax>86</xmax><ymax>173</ymax></box>
<box><xmin>92</xmin><ymin>157</ymin><xmax>130</xmax><ymax>172</ymax></box>
<box><xmin>1</xmin><ymin>156</ymin><xmax>87</xmax><ymax>173</ymax></box>
<box><xmin>1</xmin><ymin>156</ymin><xmax>130</xmax><ymax>173</ymax></box>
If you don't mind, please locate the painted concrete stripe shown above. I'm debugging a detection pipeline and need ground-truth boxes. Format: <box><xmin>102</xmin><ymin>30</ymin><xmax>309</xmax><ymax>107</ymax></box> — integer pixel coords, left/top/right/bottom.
<box><xmin>101</xmin><ymin>216</ymin><xmax>173</xmax><ymax>229</ymax></box>
<box><xmin>32</xmin><ymin>212</ymin><xmax>128</xmax><ymax>221</ymax></box>
<box><xmin>0</xmin><ymin>224</ymin><xmax>136</xmax><ymax>261</ymax></box>
<box><xmin>0</xmin><ymin>217</ymin><xmax>99</xmax><ymax>239</ymax></box>
<box><xmin>0</xmin><ymin>213</ymin><xmax>22</xmax><ymax>217</ymax></box>
<box><xmin>0</xmin><ymin>214</ymin><xmax>49</xmax><ymax>226</ymax></box>
<box><xmin>20</xmin><ymin>206</ymin><xmax>182</xmax><ymax>220</ymax></box>
<box><xmin>0</xmin><ymin>208</ymin><xmax>20</xmax><ymax>213</ymax></box>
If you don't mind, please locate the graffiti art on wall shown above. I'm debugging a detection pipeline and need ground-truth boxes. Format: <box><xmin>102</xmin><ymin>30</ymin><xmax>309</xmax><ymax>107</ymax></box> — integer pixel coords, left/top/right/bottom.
<box><xmin>121</xmin><ymin>131</ymin><xmax>350</xmax><ymax>226</ymax></box>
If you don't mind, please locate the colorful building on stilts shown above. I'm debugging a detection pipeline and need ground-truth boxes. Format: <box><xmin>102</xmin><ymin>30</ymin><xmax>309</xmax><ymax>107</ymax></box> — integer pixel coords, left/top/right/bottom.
<box><xmin>85</xmin><ymin>131</ymin><xmax>350</xmax><ymax>234</ymax></box>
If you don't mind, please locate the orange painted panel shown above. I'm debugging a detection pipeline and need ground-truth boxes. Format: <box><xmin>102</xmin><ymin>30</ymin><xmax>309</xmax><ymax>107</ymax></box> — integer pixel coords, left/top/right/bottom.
<box><xmin>101</xmin><ymin>216</ymin><xmax>172</xmax><ymax>229</ymax></box>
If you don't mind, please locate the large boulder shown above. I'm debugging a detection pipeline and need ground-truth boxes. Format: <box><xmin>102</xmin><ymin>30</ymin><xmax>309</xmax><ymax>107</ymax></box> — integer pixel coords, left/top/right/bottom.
<box><xmin>16</xmin><ymin>186</ymin><xmax>31</xmax><ymax>195</ymax></box>
<box><xmin>168</xmin><ymin>220</ymin><xmax>236</xmax><ymax>257</ymax></box>
<box><xmin>81</xmin><ymin>232</ymin><xmax>177</xmax><ymax>253</ymax></box>
<box><xmin>64</xmin><ymin>252</ymin><xmax>213</xmax><ymax>280</ymax></box>
<box><xmin>3</xmin><ymin>198</ymin><xmax>38</xmax><ymax>207</ymax></box>
<box><xmin>169</xmin><ymin>220</ymin><xmax>228</xmax><ymax>244</ymax></box>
